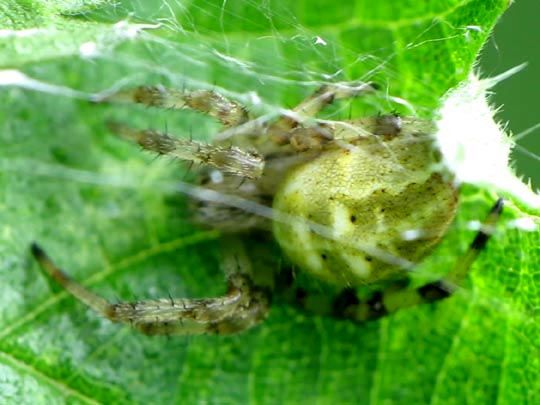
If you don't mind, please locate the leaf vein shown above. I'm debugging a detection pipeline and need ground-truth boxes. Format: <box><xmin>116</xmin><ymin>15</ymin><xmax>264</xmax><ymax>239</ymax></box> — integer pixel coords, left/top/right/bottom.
<box><xmin>0</xmin><ymin>350</ymin><xmax>100</xmax><ymax>405</ymax></box>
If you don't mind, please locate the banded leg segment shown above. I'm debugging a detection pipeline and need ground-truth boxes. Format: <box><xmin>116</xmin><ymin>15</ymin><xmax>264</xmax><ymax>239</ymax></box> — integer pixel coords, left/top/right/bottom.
<box><xmin>443</xmin><ymin>198</ymin><xmax>504</xmax><ymax>287</ymax></box>
<box><xmin>95</xmin><ymin>86</ymin><xmax>249</xmax><ymax>127</ymax></box>
<box><xmin>108</xmin><ymin>122</ymin><xmax>264</xmax><ymax>179</ymax></box>
<box><xmin>348</xmin><ymin>198</ymin><xmax>503</xmax><ymax>320</ymax></box>
<box><xmin>30</xmin><ymin>241</ymin><xmax>270</xmax><ymax>336</ymax></box>
<box><xmin>281</xmin><ymin>198</ymin><xmax>504</xmax><ymax>322</ymax></box>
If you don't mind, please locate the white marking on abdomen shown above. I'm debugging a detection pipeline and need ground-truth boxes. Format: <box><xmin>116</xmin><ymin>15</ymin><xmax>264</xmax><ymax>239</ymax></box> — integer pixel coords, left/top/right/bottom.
<box><xmin>341</xmin><ymin>253</ymin><xmax>370</xmax><ymax>278</ymax></box>
<box><xmin>332</xmin><ymin>203</ymin><xmax>352</xmax><ymax>238</ymax></box>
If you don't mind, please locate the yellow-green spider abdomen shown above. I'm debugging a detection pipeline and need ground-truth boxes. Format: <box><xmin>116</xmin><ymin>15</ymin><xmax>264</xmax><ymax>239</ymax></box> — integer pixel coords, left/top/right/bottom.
<box><xmin>273</xmin><ymin>118</ymin><xmax>458</xmax><ymax>287</ymax></box>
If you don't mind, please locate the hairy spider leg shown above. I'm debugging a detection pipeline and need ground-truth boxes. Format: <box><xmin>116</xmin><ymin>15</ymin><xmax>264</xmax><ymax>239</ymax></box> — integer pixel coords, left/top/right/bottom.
<box><xmin>94</xmin><ymin>86</ymin><xmax>248</xmax><ymax>127</ymax></box>
<box><xmin>107</xmin><ymin>122</ymin><xmax>264</xmax><ymax>179</ymax></box>
<box><xmin>100</xmin><ymin>81</ymin><xmax>383</xmax><ymax>156</ymax></box>
<box><xmin>278</xmin><ymin>198</ymin><xmax>504</xmax><ymax>322</ymax></box>
<box><xmin>275</xmin><ymin>81</ymin><xmax>378</xmax><ymax>128</ymax></box>
<box><xmin>268</xmin><ymin>82</ymin><xmax>380</xmax><ymax>150</ymax></box>
<box><xmin>30</xmin><ymin>239</ymin><xmax>270</xmax><ymax>336</ymax></box>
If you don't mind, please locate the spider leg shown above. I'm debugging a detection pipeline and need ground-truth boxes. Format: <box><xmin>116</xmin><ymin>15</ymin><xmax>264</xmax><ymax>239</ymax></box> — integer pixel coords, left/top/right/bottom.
<box><xmin>30</xmin><ymin>239</ymin><xmax>270</xmax><ymax>336</ymax></box>
<box><xmin>440</xmin><ymin>197</ymin><xmax>504</xmax><ymax>288</ymax></box>
<box><xmin>273</xmin><ymin>81</ymin><xmax>378</xmax><ymax>131</ymax></box>
<box><xmin>94</xmin><ymin>86</ymin><xmax>248</xmax><ymax>127</ymax></box>
<box><xmin>269</xmin><ymin>113</ymin><xmax>411</xmax><ymax>152</ymax></box>
<box><xmin>268</xmin><ymin>82</ymin><xmax>380</xmax><ymax>150</ymax></box>
<box><xmin>279</xmin><ymin>198</ymin><xmax>504</xmax><ymax>322</ymax></box>
<box><xmin>107</xmin><ymin>122</ymin><xmax>264</xmax><ymax>179</ymax></box>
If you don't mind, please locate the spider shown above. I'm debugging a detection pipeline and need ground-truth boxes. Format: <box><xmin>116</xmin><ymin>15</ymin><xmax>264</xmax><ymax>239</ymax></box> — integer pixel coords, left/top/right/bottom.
<box><xmin>31</xmin><ymin>82</ymin><xmax>503</xmax><ymax>335</ymax></box>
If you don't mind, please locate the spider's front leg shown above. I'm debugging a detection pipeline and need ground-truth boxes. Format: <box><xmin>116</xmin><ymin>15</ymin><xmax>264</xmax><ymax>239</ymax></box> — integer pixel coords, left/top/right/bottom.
<box><xmin>30</xmin><ymin>239</ymin><xmax>270</xmax><ymax>336</ymax></box>
<box><xmin>107</xmin><ymin>122</ymin><xmax>264</xmax><ymax>179</ymax></box>
<box><xmin>94</xmin><ymin>85</ymin><xmax>248</xmax><ymax>127</ymax></box>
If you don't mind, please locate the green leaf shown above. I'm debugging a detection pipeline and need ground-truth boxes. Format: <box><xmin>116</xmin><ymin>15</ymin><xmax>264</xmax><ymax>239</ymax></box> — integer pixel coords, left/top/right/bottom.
<box><xmin>1</xmin><ymin>0</ymin><xmax>539</xmax><ymax>404</ymax></box>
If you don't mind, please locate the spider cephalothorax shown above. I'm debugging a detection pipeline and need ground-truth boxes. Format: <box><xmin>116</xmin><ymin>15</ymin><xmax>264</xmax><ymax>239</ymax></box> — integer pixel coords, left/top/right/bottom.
<box><xmin>32</xmin><ymin>82</ymin><xmax>502</xmax><ymax>335</ymax></box>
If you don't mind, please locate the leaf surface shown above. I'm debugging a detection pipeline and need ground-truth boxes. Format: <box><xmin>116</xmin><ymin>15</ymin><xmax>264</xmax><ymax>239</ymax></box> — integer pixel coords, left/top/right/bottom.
<box><xmin>1</xmin><ymin>0</ymin><xmax>539</xmax><ymax>404</ymax></box>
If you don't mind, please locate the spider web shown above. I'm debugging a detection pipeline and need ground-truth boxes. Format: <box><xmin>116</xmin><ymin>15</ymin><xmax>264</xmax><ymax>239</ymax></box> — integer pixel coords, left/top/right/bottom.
<box><xmin>1</xmin><ymin>0</ymin><xmax>540</xmax><ymax>404</ymax></box>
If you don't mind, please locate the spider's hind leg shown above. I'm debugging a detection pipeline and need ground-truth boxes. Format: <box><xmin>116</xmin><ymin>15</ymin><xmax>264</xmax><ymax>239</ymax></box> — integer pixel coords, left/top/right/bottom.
<box><xmin>30</xmin><ymin>239</ymin><xmax>271</xmax><ymax>336</ymax></box>
<box><xmin>279</xmin><ymin>198</ymin><xmax>504</xmax><ymax>322</ymax></box>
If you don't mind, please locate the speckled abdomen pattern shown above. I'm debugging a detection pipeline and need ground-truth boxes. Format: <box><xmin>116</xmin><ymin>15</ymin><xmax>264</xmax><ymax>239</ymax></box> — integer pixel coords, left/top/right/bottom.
<box><xmin>273</xmin><ymin>133</ymin><xmax>458</xmax><ymax>287</ymax></box>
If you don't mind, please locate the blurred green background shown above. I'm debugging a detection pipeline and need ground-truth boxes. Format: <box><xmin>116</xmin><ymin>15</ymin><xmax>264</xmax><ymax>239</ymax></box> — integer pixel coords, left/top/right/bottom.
<box><xmin>481</xmin><ymin>0</ymin><xmax>540</xmax><ymax>189</ymax></box>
